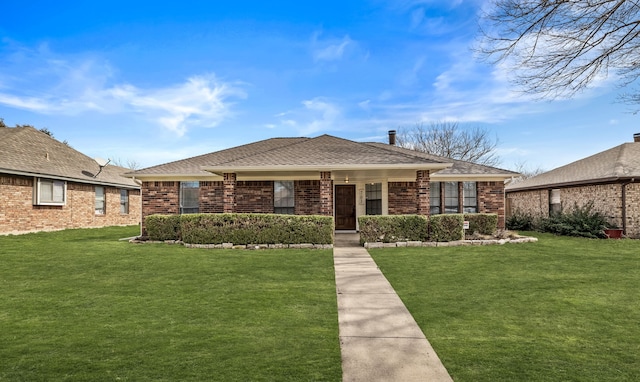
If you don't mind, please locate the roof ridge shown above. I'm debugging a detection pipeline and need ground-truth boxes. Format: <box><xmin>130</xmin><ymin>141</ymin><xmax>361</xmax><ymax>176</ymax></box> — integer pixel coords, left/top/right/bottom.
<box><xmin>213</xmin><ymin>137</ymin><xmax>312</xmax><ymax>166</ymax></box>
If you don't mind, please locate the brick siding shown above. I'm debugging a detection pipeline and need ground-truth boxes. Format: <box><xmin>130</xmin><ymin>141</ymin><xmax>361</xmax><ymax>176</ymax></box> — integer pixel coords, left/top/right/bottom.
<box><xmin>236</xmin><ymin>181</ymin><xmax>273</xmax><ymax>213</ymax></box>
<box><xmin>388</xmin><ymin>182</ymin><xmax>418</xmax><ymax>215</ymax></box>
<box><xmin>1</xmin><ymin>173</ymin><xmax>141</xmax><ymax>235</ymax></box>
<box><xmin>477</xmin><ymin>181</ymin><xmax>506</xmax><ymax>229</ymax></box>
<box><xmin>295</xmin><ymin>180</ymin><xmax>321</xmax><ymax>215</ymax></box>
<box><xmin>507</xmin><ymin>182</ymin><xmax>640</xmax><ymax>237</ymax></box>
<box><xmin>200</xmin><ymin>181</ymin><xmax>224</xmax><ymax>213</ymax></box>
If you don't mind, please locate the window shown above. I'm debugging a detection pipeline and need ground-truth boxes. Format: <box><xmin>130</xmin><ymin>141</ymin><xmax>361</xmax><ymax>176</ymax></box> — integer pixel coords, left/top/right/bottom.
<box><xmin>550</xmin><ymin>189</ymin><xmax>561</xmax><ymax>214</ymax></box>
<box><xmin>463</xmin><ymin>182</ymin><xmax>478</xmax><ymax>213</ymax></box>
<box><xmin>95</xmin><ymin>186</ymin><xmax>105</xmax><ymax>215</ymax></box>
<box><xmin>430</xmin><ymin>182</ymin><xmax>441</xmax><ymax>214</ymax></box>
<box><xmin>444</xmin><ymin>182</ymin><xmax>459</xmax><ymax>213</ymax></box>
<box><xmin>365</xmin><ymin>183</ymin><xmax>382</xmax><ymax>215</ymax></box>
<box><xmin>274</xmin><ymin>181</ymin><xmax>294</xmax><ymax>214</ymax></box>
<box><xmin>34</xmin><ymin>178</ymin><xmax>66</xmax><ymax>205</ymax></box>
<box><xmin>180</xmin><ymin>181</ymin><xmax>200</xmax><ymax>214</ymax></box>
<box><xmin>120</xmin><ymin>189</ymin><xmax>129</xmax><ymax>214</ymax></box>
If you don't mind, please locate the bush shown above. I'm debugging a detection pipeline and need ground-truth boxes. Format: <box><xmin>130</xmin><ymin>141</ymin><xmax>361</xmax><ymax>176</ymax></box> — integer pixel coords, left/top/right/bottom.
<box><xmin>464</xmin><ymin>213</ymin><xmax>498</xmax><ymax>235</ymax></box>
<box><xmin>535</xmin><ymin>202</ymin><xmax>608</xmax><ymax>239</ymax></box>
<box><xmin>179</xmin><ymin>213</ymin><xmax>334</xmax><ymax>245</ymax></box>
<box><xmin>430</xmin><ymin>214</ymin><xmax>464</xmax><ymax>242</ymax></box>
<box><xmin>506</xmin><ymin>211</ymin><xmax>535</xmax><ymax>231</ymax></box>
<box><xmin>358</xmin><ymin>215</ymin><xmax>428</xmax><ymax>244</ymax></box>
<box><xmin>145</xmin><ymin>214</ymin><xmax>181</xmax><ymax>241</ymax></box>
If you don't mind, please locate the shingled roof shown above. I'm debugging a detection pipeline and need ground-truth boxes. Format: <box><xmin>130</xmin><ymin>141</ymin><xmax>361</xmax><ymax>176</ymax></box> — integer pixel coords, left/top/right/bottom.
<box><xmin>129</xmin><ymin>134</ymin><xmax>516</xmax><ymax>179</ymax></box>
<box><xmin>507</xmin><ymin>142</ymin><xmax>640</xmax><ymax>191</ymax></box>
<box><xmin>0</xmin><ymin>126</ymin><xmax>139</xmax><ymax>188</ymax></box>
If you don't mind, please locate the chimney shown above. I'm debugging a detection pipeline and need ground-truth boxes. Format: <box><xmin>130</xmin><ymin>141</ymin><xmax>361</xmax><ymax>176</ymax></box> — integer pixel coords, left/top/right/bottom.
<box><xmin>388</xmin><ymin>130</ymin><xmax>396</xmax><ymax>145</ymax></box>
<box><xmin>634</xmin><ymin>133</ymin><xmax>640</xmax><ymax>143</ymax></box>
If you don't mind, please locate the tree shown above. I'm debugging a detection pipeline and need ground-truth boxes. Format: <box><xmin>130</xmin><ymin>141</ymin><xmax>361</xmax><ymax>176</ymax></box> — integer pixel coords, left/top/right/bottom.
<box><xmin>478</xmin><ymin>1</ymin><xmax>640</xmax><ymax>105</ymax></box>
<box><xmin>38</xmin><ymin>127</ymin><xmax>71</xmax><ymax>147</ymax></box>
<box><xmin>507</xmin><ymin>160</ymin><xmax>546</xmax><ymax>185</ymax></box>
<box><xmin>112</xmin><ymin>158</ymin><xmax>141</xmax><ymax>170</ymax></box>
<box><xmin>396</xmin><ymin>121</ymin><xmax>501</xmax><ymax>166</ymax></box>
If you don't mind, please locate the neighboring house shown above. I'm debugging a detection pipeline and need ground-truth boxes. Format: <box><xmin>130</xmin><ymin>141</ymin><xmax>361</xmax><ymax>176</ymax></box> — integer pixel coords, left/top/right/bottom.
<box><xmin>127</xmin><ymin>132</ymin><xmax>516</xmax><ymax>233</ymax></box>
<box><xmin>0</xmin><ymin>125</ymin><xmax>141</xmax><ymax>235</ymax></box>
<box><xmin>506</xmin><ymin>134</ymin><xmax>640</xmax><ymax>238</ymax></box>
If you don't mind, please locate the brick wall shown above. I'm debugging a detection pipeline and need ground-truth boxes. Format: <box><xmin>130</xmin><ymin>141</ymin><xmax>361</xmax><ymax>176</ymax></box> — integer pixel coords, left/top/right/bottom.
<box><xmin>236</xmin><ymin>181</ymin><xmax>273</xmax><ymax>213</ymax></box>
<box><xmin>477</xmin><ymin>181</ymin><xmax>506</xmax><ymax>229</ymax></box>
<box><xmin>1</xmin><ymin>174</ymin><xmax>141</xmax><ymax>235</ymax></box>
<box><xmin>506</xmin><ymin>183</ymin><xmax>640</xmax><ymax>236</ymax></box>
<box><xmin>200</xmin><ymin>181</ymin><xmax>224</xmax><ymax>213</ymax></box>
<box><xmin>295</xmin><ymin>180</ymin><xmax>321</xmax><ymax>215</ymax></box>
<box><xmin>388</xmin><ymin>182</ymin><xmax>418</xmax><ymax>215</ymax></box>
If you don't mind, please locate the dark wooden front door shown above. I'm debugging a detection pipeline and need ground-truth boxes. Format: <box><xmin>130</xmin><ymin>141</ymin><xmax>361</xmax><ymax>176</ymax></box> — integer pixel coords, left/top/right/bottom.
<box><xmin>335</xmin><ymin>185</ymin><xmax>356</xmax><ymax>230</ymax></box>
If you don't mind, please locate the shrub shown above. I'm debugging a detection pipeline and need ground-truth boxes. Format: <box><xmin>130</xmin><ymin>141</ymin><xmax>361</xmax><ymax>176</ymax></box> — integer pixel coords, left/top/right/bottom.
<box><xmin>180</xmin><ymin>213</ymin><xmax>334</xmax><ymax>245</ymax></box>
<box><xmin>535</xmin><ymin>202</ymin><xmax>608</xmax><ymax>239</ymax></box>
<box><xmin>464</xmin><ymin>213</ymin><xmax>498</xmax><ymax>235</ymax></box>
<box><xmin>430</xmin><ymin>214</ymin><xmax>464</xmax><ymax>242</ymax></box>
<box><xmin>358</xmin><ymin>215</ymin><xmax>428</xmax><ymax>244</ymax></box>
<box><xmin>145</xmin><ymin>214</ymin><xmax>181</xmax><ymax>241</ymax></box>
<box><xmin>506</xmin><ymin>211</ymin><xmax>535</xmax><ymax>231</ymax></box>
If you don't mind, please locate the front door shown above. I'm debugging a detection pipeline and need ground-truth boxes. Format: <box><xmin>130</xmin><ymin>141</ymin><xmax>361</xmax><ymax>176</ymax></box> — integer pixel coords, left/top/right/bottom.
<box><xmin>335</xmin><ymin>185</ymin><xmax>356</xmax><ymax>230</ymax></box>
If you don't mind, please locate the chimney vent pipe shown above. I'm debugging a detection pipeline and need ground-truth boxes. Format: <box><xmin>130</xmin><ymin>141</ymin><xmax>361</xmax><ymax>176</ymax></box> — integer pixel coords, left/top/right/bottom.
<box><xmin>634</xmin><ymin>133</ymin><xmax>640</xmax><ymax>143</ymax></box>
<box><xmin>388</xmin><ymin>130</ymin><xmax>396</xmax><ymax>145</ymax></box>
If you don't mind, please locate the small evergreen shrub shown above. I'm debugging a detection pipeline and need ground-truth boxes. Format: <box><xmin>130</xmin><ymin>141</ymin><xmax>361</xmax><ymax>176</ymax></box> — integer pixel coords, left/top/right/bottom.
<box><xmin>358</xmin><ymin>215</ymin><xmax>428</xmax><ymax>244</ymax></box>
<box><xmin>506</xmin><ymin>211</ymin><xmax>535</xmax><ymax>231</ymax></box>
<box><xmin>535</xmin><ymin>202</ymin><xmax>608</xmax><ymax>239</ymax></box>
<box><xmin>430</xmin><ymin>214</ymin><xmax>464</xmax><ymax>242</ymax></box>
<box><xmin>145</xmin><ymin>214</ymin><xmax>181</xmax><ymax>241</ymax></box>
<box><xmin>464</xmin><ymin>213</ymin><xmax>498</xmax><ymax>235</ymax></box>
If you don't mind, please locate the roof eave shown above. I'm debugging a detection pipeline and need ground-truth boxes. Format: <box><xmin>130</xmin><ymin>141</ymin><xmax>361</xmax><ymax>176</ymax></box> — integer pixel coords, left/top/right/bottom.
<box><xmin>506</xmin><ymin>176</ymin><xmax>636</xmax><ymax>192</ymax></box>
<box><xmin>0</xmin><ymin>168</ymin><xmax>141</xmax><ymax>189</ymax></box>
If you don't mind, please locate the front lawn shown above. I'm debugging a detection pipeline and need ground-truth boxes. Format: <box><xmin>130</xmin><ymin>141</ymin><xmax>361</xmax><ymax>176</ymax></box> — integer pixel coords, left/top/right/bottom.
<box><xmin>369</xmin><ymin>233</ymin><xmax>640</xmax><ymax>381</ymax></box>
<box><xmin>0</xmin><ymin>226</ymin><xmax>341</xmax><ymax>381</ymax></box>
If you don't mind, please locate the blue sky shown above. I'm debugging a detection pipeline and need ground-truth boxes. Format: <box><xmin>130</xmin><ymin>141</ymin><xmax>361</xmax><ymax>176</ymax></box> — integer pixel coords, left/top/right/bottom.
<box><xmin>1</xmin><ymin>0</ymin><xmax>638</xmax><ymax>172</ymax></box>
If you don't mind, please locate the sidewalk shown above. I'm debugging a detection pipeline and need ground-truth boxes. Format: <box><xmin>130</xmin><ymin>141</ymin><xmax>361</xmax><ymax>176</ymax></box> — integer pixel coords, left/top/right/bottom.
<box><xmin>334</xmin><ymin>233</ymin><xmax>453</xmax><ymax>382</ymax></box>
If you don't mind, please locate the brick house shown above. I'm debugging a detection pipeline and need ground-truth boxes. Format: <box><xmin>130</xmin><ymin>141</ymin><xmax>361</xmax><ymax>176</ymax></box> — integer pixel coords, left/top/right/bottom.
<box><xmin>506</xmin><ymin>134</ymin><xmax>640</xmax><ymax>238</ymax></box>
<box><xmin>0</xmin><ymin>125</ymin><xmax>141</xmax><ymax>235</ymax></box>
<box><xmin>128</xmin><ymin>132</ymin><xmax>516</xmax><ymax>234</ymax></box>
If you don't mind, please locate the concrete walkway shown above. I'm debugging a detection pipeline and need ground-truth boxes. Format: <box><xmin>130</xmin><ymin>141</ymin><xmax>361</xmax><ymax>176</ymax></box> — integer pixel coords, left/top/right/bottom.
<box><xmin>334</xmin><ymin>233</ymin><xmax>453</xmax><ymax>382</ymax></box>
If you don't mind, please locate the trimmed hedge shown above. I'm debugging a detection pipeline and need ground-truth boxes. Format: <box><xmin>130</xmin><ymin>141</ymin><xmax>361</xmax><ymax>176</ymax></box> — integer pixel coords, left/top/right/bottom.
<box><xmin>430</xmin><ymin>214</ymin><xmax>464</xmax><ymax>242</ymax></box>
<box><xmin>464</xmin><ymin>213</ymin><xmax>498</xmax><ymax>235</ymax></box>
<box><xmin>145</xmin><ymin>214</ymin><xmax>182</xmax><ymax>241</ymax></box>
<box><xmin>145</xmin><ymin>213</ymin><xmax>334</xmax><ymax>245</ymax></box>
<box><xmin>358</xmin><ymin>215</ymin><xmax>429</xmax><ymax>244</ymax></box>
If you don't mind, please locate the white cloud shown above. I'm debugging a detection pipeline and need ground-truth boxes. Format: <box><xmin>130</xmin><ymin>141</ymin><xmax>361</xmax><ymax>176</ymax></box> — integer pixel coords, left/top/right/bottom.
<box><xmin>311</xmin><ymin>32</ymin><xmax>354</xmax><ymax>62</ymax></box>
<box><xmin>0</xmin><ymin>44</ymin><xmax>246</xmax><ymax>136</ymax></box>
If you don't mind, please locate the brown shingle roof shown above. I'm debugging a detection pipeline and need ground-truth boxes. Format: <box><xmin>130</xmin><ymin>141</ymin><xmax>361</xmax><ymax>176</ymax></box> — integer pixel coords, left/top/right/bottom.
<box><xmin>0</xmin><ymin>126</ymin><xmax>139</xmax><ymax>188</ymax></box>
<box><xmin>507</xmin><ymin>142</ymin><xmax>640</xmax><ymax>191</ymax></box>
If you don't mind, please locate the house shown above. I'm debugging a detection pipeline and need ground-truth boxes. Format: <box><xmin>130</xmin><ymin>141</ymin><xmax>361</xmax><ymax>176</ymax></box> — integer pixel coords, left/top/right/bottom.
<box><xmin>127</xmin><ymin>131</ymin><xmax>516</xmax><ymax>234</ymax></box>
<box><xmin>506</xmin><ymin>133</ymin><xmax>640</xmax><ymax>238</ymax></box>
<box><xmin>0</xmin><ymin>125</ymin><xmax>141</xmax><ymax>235</ymax></box>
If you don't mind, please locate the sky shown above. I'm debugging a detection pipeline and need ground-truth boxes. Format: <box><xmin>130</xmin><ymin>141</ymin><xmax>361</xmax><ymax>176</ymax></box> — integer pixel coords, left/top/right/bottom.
<box><xmin>1</xmin><ymin>0</ymin><xmax>639</xmax><ymax>173</ymax></box>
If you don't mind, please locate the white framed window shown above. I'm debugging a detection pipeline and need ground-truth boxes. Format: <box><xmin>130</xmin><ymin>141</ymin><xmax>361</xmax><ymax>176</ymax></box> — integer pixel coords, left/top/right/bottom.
<box><xmin>365</xmin><ymin>183</ymin><xmax>382</xmax><ymax>215</ymax></box>
<box><xmin>274</xmin><ymin>181</ymin><xmax>294</xmax><ymax>214</ymax></box>
<box><xmin>463</xmin><ymin>182</ymin><xmax>478</xmax><ymax>213</ymax></box>
<box><xmin>34</xmin><ymin>178</ymin><xmax>66</xmax><ymax>206</ymax></box>
<box><xmin>120</xmin><ymin>189</ymin><xmax>129</xmax><ymax>214</ymax></box>
<box><xmin>430</xmin><ymin>182</ymin><xmax>441</xmax><ymax>214</ymax></box>
<box><xmin>95</xmin><ymin>186</ymin><xmax>105</xmax><ymax>215</ymax></box>
<box><xmin>180</xmin><ymin>181</ymin><xmax>200</xmax><ymax>214</ymax></box>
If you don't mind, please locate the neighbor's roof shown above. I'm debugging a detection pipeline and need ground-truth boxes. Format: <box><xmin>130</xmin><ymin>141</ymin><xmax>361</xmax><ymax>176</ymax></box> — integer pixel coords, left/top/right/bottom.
<box><xmin>0</xmin><ymin>126</ymin><xmax>139</xmax><ymax>188</ymax></box>
<box><xmin>507</xmin><ymin>142</ymin><xmax>640</xmax><ymax>191</ymax></box>
<box><xmin>129</xmin><ymin>134</ymin><xmax>517</xmax><ymax>178</ymax></box>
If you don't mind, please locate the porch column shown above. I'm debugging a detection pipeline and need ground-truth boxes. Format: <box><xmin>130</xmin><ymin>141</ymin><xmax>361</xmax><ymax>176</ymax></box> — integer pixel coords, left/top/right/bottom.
<box><xmin>416</xmin><ymin>170</ymin><xmax>430</xmax><ymax>216</ymax></box>
<box><xmin>320</xmin><ymin>171</ymin><xmax>333</xmax><ymax>216</ymax></box>
<box><xmin>223</xmin><ymin>173</ymin><xmax>237</xmax><ymax>213</ymax></box>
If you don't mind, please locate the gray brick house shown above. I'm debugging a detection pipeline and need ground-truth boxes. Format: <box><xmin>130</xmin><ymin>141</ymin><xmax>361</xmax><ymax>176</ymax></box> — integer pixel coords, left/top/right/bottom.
<box><xmin>0</xmin><ymin>125</ymin><xmax>141</xmax><ymax>235</ymax></box>
<box><xmin>506</xmin><ymin>134</ymin><xmax>640</xmax><ymax>238</ymax></box>
<box><xmin>128</xmin><ymin>132</ymin><xmax>516</xmax><ymax>233</ymax></box>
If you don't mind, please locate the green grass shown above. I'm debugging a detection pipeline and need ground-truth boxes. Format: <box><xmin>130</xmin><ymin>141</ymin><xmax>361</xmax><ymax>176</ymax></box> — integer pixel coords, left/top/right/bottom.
<box><xmin>369</xmin><ymin>232</ymin><xmax>640</xmax><ymax>382</ymax></box>
<box><xmin>0</xmin><ymin>226</ymin><xmax>341</xmax><ymax>381</ymax></box>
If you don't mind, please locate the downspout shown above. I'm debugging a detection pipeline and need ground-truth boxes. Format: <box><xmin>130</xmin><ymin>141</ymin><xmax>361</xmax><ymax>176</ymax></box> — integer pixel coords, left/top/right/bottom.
<box><xmin>621</xmin><ymin>178</ymin><xmax>635</xmax><ymax>235</ymax></box>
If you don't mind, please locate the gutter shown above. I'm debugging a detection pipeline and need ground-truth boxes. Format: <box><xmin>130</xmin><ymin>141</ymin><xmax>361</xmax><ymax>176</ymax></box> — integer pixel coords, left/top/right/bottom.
<box><xmin>0</xmin><ymin>168</ymin><xmax>140</xmax><ymax>189</ymax></box>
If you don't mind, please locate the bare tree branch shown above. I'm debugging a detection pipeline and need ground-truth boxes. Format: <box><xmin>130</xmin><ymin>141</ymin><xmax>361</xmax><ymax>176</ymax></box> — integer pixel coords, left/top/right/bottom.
<box><xmin>396</xmin><ymin>121</ymin><xmax>501</xmax><ymax>167</ymax></box>
<box><xmin>478</xmin><ymin>0</ymin><xmax>640</xmax><ymax>106</ymax></box>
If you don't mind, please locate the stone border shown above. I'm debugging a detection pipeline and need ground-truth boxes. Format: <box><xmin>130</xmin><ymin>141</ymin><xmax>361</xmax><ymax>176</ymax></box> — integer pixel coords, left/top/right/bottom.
<box><xmin>364</xmin><ymin>237</ymin><xmax>538</xmax><ymax>248</ymax></box>
<box><xmin>128</xmin><ymin>238</ymin><xmax>332</xmax><ymax>250</ymax></box>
